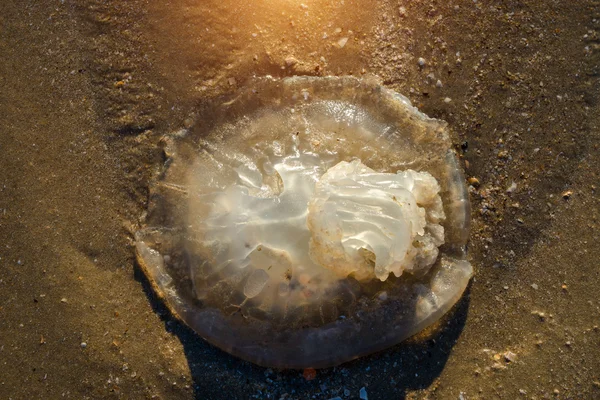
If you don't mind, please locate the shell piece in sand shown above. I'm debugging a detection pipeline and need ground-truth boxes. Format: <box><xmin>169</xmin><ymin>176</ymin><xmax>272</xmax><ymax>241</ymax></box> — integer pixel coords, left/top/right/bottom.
<box><xmin>135</xmin><ymin>76</ymin><xmax>472</xmax><ymax>369</ymax></box>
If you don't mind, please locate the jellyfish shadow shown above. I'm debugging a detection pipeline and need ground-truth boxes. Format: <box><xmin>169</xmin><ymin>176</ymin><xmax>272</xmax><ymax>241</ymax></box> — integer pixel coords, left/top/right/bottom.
<box><xmin>134</xmin><ymin>261</ymin><xmax>471</xmax><ymax>399</ymax></box>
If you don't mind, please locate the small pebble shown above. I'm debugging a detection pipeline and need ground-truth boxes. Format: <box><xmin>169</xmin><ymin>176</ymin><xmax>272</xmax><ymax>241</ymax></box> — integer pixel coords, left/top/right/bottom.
<box><xmin>359</xmin><ymin>387</ymin><xmax>368</xmax><ymax>400</ymax></box>
<box><xmin>491</xmin><ymin>361</ymin><xmax>506</xmax><ymax>370</ymax></box>
<box><xmin>303</xmin><ymin>368</ymin><xmax>316</xmax><ymax>381</ymax></box>
<box><xmin>504</xmin><ymin>351</ymin><xmax>517</xmax><ymax>362</ymax></box>
<box><xmin>532</xmin><ymin>311</ymin><xmax>546</xmax><ymax>321</ymax></box>
<box><xmin>436</xmin><ymin>79</ymin><xmax>443</xmax><ymax>88</ymax></box>
<box><xmin>81</xmin><ymin>342</ymin><xmax>87</xmax><ymax>348</ymax></box>
<box><xmin>285</xmin><ymin>56</ymin><xmax>298</xmax><ymax>67</ymax></box>
<box><xmin>468</xmin><ymin>177</ymin><xmax>480</xmax><ymax>187</ymax></box>
<box><xmin>418</xmin><ymin>57</ymin><xmax>426</xmax><ymax>67</ymax></box>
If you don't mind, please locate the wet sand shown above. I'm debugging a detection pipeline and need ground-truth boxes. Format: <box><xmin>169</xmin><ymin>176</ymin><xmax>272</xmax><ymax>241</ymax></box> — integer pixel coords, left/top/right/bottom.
<box><xmin>1</xmin><ymin>0</ymin><xmax>599</xmax><ymax>399</ymax></box>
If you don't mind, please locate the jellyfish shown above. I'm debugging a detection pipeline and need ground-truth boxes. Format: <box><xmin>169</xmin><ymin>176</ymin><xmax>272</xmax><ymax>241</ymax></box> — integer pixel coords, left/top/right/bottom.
<box><xmin>135</xmin><ymin>76</ymin><xmax>472</xmax><ymax>368</ymax></box>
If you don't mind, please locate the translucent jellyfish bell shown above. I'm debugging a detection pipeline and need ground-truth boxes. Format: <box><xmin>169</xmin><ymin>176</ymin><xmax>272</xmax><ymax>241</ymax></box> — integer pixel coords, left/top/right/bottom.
<box><xmin>135</xmin><ymin>76</ymin><xmax>473</xmax><ymax>368</ymax></box>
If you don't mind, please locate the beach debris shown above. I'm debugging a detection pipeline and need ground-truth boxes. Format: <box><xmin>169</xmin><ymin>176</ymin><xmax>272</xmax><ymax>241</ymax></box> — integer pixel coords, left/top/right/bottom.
<box><xmin>468</xmin><ymin>177</ymin><xmax>480</xmax><ymax>187</ymax></box>
<box><xmin>303</xmin><ymin>368</ymin><xmax>316</xmax><ymax>381</ymax></box>
<box><xmin>285</xmin><ymin>56</ymin><xmax>298</xmax><ymax>67</ymax></box>
<box><xmin>337</xmin><ymin>37</ymin><xmax>349</xmax><ymax>48</ymax></box>
<box><xmin>359</xmin><ymin>387</ymin><xmax>368</xmax><ymax>399</ymax></box>
<box><xmin>503</xmin><ymin>351</ymin><xmax>517</xmax><ymax>362</ymax></box>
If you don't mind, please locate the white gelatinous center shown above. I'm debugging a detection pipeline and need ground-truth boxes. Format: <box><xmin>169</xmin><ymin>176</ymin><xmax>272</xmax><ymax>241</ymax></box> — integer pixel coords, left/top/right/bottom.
<box><xmin>308</xmin><ymin>160</ymin><xmax>445</xmax><ymax>281</ymax></box>
<box><xmin>200</xmin><ymin>142</ymin><xmax>445</xmax><ymax>283</ymax></box>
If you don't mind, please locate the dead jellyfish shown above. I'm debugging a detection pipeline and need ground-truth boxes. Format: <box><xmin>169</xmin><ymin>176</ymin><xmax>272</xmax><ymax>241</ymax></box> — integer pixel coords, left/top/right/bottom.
<box><xmin>135</xmin><ymin>76</ymin><xmax>472</xmax><ymax>368</ymax></box>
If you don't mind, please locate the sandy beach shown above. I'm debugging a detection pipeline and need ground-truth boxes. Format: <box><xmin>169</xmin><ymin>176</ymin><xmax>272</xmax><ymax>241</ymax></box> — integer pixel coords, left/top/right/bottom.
<box><xmin>1</xmin><ymin>0</ymin><xmax>598</xmax><ymax>398</ymax></box>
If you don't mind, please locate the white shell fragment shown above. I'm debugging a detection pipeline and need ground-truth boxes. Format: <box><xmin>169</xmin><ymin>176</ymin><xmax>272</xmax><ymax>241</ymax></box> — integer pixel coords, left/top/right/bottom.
<box><xmin>135</xmin><ymin>76</ymin><xmax>473</xmax><ymax>368</ymax></box>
